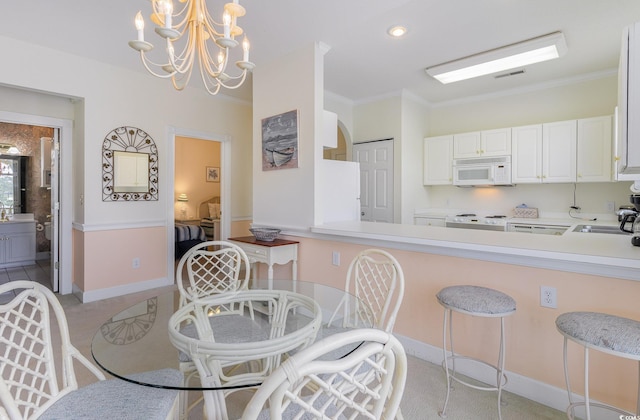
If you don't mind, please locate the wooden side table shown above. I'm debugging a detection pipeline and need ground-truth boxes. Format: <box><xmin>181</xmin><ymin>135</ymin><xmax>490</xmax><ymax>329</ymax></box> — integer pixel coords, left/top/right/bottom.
<box><xmin>228</xmin><ymin>236</ymin><xmax>299</xmax><ymax>290</ymax></box>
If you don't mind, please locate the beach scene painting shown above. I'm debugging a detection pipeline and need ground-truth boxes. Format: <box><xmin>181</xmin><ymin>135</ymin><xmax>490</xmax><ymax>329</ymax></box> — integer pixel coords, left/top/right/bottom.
<box><xmin>261</xmin><ymin>110</ymin><xmax>299</xmax><ymax>171</ymax></box>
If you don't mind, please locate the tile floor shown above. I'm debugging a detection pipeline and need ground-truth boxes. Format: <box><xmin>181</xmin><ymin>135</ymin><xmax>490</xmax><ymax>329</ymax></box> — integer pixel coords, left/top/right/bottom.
<box><xmin>0</xmin><ymin>259</ymin><xmax>53</xmax><ymax>304</ymax></box>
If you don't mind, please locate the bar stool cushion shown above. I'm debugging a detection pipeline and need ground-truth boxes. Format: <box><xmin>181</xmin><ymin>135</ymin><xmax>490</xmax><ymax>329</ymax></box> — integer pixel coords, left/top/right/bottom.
<box><xmin>437</xmin><ymin>285</ymin><xmax>516</xmax><ymax>316</ymax></box>
<box><xmin>556</xmin><ymin>312</ymin><xmax>640</xmax><ymax>357</ymax></box>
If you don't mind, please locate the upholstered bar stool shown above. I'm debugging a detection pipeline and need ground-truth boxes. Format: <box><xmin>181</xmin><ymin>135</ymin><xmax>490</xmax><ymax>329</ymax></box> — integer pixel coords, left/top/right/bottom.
<box><xmin>556</xmin><ymin>312</ymin><xmax>640</xmax><ymax>420</ymax></box>
<box><xmin>436</xmin><ymin>285</ymin><xmax>516</xmax><ymax>420</ymax></box>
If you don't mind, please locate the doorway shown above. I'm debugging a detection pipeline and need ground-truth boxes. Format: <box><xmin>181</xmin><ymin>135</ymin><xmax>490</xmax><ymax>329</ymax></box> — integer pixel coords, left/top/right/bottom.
<box><xmin>0</xmin><ymin>111</ymin><xmax>72</xmax><ymax>294</ymax></box>
<box><xmin>166</xmin><ymin>127</ymin><xmax>231</xmax><ymax>285</ymax></box>
<box><xmin>352</xmin><ymin>138</ymin><xmax>394</xmax><ymax>223</ymax></box>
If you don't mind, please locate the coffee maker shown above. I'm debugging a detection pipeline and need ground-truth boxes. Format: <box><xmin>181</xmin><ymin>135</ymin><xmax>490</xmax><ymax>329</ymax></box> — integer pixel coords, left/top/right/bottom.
<box><xmin>619</xmin><ymin>194</ymin><xmax>640</xmax><ymax>246</ymax></box>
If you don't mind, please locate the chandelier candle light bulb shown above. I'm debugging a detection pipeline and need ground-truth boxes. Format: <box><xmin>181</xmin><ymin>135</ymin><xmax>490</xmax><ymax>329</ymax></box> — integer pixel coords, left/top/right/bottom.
<box><xmin>223</xmin><ymin>12</ymin><xmax>231</xmax><ymax>39</ymax></box>
<box><xmin>135</xmin><ymin>12</ymin><xmax>145</xmax><ymax>42</ymax></box>
<box><xmin>242</xmin><ymin>36</ymin><xmax>249</xmax><ymax>62</ymax></box>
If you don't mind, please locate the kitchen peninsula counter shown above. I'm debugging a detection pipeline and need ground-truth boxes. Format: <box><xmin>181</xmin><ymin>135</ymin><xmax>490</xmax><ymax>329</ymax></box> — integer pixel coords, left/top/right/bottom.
<box><xmin>310</xmin><ymin>221</ymin><xmax>640</xmax><ymax>281</ymax></box>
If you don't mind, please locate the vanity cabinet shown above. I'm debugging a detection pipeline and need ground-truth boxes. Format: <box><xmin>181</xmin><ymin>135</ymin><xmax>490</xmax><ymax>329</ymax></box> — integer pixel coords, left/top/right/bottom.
<box><xmin>423</xmin><ymin>135</ymin><xmax>453</xmax><ymax>185</ymax></box>
<box><xmin>453</xmin><ymin>128</ymin><xmax>511</xmax><ymax>158</ymax></box>
<box><xmin>512</xmin><ymin>121</ymin><xmax>577</xmax><ymax>183</ymax></box>
<box><xmin>0</xmin><ymin>222</ymin><xmax>36</xmax><ymax>267</ymax></box>
<box><xmin>576</xmin><ymin>116</ymin><xmax>613</xmax><ymax>182</ymax></box>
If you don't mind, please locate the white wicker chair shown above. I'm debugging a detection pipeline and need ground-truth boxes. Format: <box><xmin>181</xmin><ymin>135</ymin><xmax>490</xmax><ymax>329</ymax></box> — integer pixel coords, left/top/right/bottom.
<box><xmin>175</xmin><ymin>240</ymin><xmax>252</xmax><ymax>417</ymax></box>
<box><xmin>328</xmin><ymin>249</ymin><xmax>405</xmax><ymax>333</ymax></box>
<box><xmin>325</xmin><ymin>249</ymin><xmax>406</xmax><ymax>419</ymax></box>
<box><xmin>168</xmin><ymin>290</ymin><xmax>322</xmax><ymax>420</ymax></box>
<box><xmin>241</xmin><ymin>328</ymin><xmax>407</xmax><ymax>420</ymax></box>
<box><xmin>0</xmin><ymin>280</ymin><xmax>181</xmax><ymax>420</ymax></box>
<box><xmin>176</xmin><ymin>240</ymin><xmax>251</xmax><ymax>304</ymax></box>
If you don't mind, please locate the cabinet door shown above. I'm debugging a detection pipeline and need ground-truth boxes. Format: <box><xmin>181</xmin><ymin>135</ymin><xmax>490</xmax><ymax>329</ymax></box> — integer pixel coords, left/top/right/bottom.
<box><xmin>414</xmin><ymin>216</ymin><xmax>446</xmax><ymax>227</ymax></box>
<box><xmin>5</xmin><ymin>232</ymin><xmax>35</xmax><ymax>263</ymax></box>
<box><xmin>577</xmin><ymin>116</ymin><xmax>613</xmax><ymax>182</ymax></box>
<box><xmin>424</xmin><ymin>135</ymin><xmax>453</xmax><ymax>185</ymax></box>
<box><xmin>482</xmin><ymin>128</ymin><xmax>512</xmax><ymax>156</ymax></box>
<box><xmin>543</xmin><ymin>120</ymin><xmax>577</xmax><ymax>183</ymax></box>
<box><xmin>453</xmin><ymin>132</ymin><xmax>481</xmax><ymax>158</ymax></box>
<box><xmin>512</xmin><ymin>125</ymin><xmax>543</xmax><ymax>183</ymax></box>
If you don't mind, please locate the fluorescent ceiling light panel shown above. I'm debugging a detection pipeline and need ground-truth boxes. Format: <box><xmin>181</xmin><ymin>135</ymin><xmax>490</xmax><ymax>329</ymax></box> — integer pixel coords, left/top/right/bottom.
<box><xmin>426</xmin><ymin>32</ymin><xmax>567</xmax><ymax>84</ymax></box>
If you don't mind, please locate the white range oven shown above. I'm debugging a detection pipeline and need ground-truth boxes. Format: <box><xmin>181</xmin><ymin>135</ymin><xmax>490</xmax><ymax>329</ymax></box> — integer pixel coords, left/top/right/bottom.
<box><xmin>444</xmin><ymin>214</ymin><xmax>508</xmax><ymax>231</ymax></box>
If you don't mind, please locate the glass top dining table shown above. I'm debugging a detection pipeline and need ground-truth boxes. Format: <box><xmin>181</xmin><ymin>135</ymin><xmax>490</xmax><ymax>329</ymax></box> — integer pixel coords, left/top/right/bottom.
<box><xmin>90</xmin><ymin>279</ymin><xmax>373</xmax><ymax>390</ymax></box>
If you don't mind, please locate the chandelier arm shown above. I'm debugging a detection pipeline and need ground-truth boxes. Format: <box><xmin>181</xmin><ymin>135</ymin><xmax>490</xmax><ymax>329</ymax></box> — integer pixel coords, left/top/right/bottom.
<box><xmin>138</xmin><ymin>52</ymin><xmax>178</xmax><ymax>79</ymax></box>
<box><xmin>166</xmin><ymin>24</ymin><xmax>197</xmax><ymax>75</ymax></box>
<box><xmin>206</xmin><ymin>69</ymin><xmax>248</xmax><ymax>90</ymax></box>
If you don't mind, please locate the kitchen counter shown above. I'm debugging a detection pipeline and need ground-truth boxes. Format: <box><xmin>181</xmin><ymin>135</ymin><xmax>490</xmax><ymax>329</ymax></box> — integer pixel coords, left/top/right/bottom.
<box><xmin>310</xmin><ymin>220</ymin><xmax>640</xmax><ymax>281</ymax></box>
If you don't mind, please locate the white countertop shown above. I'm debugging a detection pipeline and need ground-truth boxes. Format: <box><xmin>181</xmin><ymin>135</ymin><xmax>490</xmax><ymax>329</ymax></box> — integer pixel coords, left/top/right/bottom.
<box><xmin>311</xmin><ymin>220</ymin><xmax>640</xmax><ymax>281</ymax></box>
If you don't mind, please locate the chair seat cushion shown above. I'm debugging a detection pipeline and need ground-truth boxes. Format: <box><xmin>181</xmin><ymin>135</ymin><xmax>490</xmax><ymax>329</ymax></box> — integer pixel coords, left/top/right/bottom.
<box><xmin>40</xmin><ymin>369</ymin><xmax>181</xmax><ymax>420</ymax></box>
<box><xmin>556</xmin><ymin>312</ymin><xmax>640</xmax><ymax>357</ymax></box>
<box><xmin>436</xmin><ymin>285</ymin><xmax>516</xmax><ymax>316</ymax></box>
<box><xmin>178</xmin><ymin>314</ymin><xmax>271</xmax><ymax>362</ymax></box>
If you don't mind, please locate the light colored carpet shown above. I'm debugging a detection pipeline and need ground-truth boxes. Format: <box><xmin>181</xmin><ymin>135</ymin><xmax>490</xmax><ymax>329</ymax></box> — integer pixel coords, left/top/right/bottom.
<box><xmin>55</xmin><ymin>284</ymin><xmax>565</xmax><ymax>419</ymax></box>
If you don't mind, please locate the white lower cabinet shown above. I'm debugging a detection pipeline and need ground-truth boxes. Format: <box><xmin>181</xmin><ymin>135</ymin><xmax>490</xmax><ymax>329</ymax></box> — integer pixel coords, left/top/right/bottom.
<box><xmin>414</xmin><ymin>215</ymin><xmax>446</xmax><ymax>227</ymax></box>
<box><xmin>0</xmin><ymin>222</ymin><xmax>36</xmax><ymax>267</ymax></box>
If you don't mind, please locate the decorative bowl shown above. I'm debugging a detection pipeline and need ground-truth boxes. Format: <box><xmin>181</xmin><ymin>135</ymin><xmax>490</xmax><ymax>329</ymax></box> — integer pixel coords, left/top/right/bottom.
<box><xmin>250</xmin><ymin>228</ymin><xmax>281</xmax><ymax>242</ymax></box>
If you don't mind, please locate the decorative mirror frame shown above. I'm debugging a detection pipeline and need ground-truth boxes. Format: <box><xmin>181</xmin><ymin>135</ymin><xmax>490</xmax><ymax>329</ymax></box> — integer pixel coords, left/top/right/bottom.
<box><xmin>102</xmin><ymin>126</ymin><xmax>158</xmax><ymax>201</ymax></box>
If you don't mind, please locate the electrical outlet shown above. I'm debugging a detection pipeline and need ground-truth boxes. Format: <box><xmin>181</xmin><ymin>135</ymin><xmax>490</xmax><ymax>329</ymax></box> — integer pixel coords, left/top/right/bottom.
<box><xmin>332</xmin><ymin>251</ymin><xmax>340</xmax><ymax>266</ymax></box>
<box><xmin>132</xmin><ymin>257</ymin><xmax>140</xmax><ymax>269</ymax></box>
<box><xmin>540</xmin><ymin>286</ymin><xmax>557</xmax><ymax>309</ymax></box>
<box><xmin>606</xmin><ymin>201</ymin><xmax>615</xmax><ymax>212</ymax></box>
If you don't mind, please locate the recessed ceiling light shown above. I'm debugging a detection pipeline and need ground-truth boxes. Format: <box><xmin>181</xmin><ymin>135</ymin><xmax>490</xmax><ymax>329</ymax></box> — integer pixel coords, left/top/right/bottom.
<box><xmin>388</xmin><ymin>25</ymin><xmax>407</xmax><ymax>38</ymax></box>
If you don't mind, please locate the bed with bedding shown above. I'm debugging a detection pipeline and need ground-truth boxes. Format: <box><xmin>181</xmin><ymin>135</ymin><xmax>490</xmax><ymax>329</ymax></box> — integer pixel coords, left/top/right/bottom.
<box><xmin>198</xmin><ymin>196</ymin><xmax>220</xmax><ymax>241</ymax></box>
<box><xmin>174</xmin><ymin>196</ymin><xmax>220</xmax><ymax>259</ymax></box>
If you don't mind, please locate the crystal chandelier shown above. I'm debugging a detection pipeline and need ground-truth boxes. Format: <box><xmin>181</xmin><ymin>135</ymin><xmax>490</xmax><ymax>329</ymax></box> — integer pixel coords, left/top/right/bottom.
<box><xmin>128</xmin><ymin>0</ymin><xmax>255</xmax><ymax>95</ymax></box>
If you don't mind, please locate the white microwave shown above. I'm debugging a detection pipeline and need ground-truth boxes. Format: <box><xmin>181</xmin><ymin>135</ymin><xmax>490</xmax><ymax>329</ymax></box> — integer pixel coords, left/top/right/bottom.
<box><xmin>453</xmin><ymin>156</ymin><xmax>512</xmax><ymax>186</ymax></box>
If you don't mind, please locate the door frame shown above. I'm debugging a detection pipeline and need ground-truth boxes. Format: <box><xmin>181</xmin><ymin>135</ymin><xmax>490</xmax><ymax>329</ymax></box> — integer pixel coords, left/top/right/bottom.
<box><xmin>165</xmin><ymin>126</ymin><xmax>231</xmax><ymax>285</ymax></box>
<box><xmin>0</xmin><ymin>111</ymin><xmax>72</xmax><ymax>294</ymax></box>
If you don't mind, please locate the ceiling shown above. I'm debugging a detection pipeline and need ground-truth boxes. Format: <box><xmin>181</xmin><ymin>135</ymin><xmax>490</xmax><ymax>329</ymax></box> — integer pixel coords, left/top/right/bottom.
<box><xmin>3</xmin><ymin>0</ymin><xmax>640</xmax><ymax>105</ymax></box>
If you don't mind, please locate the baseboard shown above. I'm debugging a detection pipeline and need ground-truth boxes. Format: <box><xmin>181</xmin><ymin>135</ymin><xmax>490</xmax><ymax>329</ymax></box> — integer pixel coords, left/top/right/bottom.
<box><xmin>73</xmin><ymin>277</ymin><xmax>174</xmax><ymax>303</ymax></box>
<box><xmin>396</xmin><ymin>333</ymin><xmax>592</xmax><ymax>414</ymax></box>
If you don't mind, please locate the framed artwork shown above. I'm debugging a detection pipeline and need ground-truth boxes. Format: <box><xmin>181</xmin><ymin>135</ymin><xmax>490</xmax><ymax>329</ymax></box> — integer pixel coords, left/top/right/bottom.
<box><xmin>206</xmin><ymin>166</ymin><xmax>220</xmax><ymax>182</ymax></box>
<box><xmin>261</xmin><ymin>109</ymin><xmax>299</xmax><ymax>171</ymax></box>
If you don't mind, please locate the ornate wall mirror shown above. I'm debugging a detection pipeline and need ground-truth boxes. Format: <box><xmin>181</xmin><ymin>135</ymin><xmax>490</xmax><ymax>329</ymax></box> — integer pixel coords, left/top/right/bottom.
<box><xmin>102</xmin><ymin>126</ymin><xmax>158</xmax><ymax>201</ymax></box>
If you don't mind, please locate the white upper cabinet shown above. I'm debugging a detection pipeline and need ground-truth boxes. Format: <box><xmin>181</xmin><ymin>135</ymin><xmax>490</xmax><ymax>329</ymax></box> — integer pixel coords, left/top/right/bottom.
<box><xmin>453</xmin><ymin>132</ymin><xmax>481</xmax><ymax>158</ymax></box>
<box><xmin>512</xmin><ymin>121</ymin><xmax>576</xmax><ymax>184</ymax></box>
<box><xmin>453</xmin><ymin>128</ymin><xmax>511</xmax><ymax>158</ymax></box>
<box><xmin>577</xmin><ymin>116</ymin><xmax>613</xmax><ymax>183</ymax></box>
<box><xmin>543</xmin><ymin>120</ymin><xmax>577</xmax><ymax>183</ymax></box>
<box><xmin>423</xmin><ymin>135</ymin><xmax>453</xmax><ymax>185</ymax></box>
<box><xmin>482</xmin><ymin>128</ymin><xmax>512</xmax><ymax>156</ymax></box>
<box><xmin>512</xmin><ymin>125</ymin><xmax>543</xmax><ymax>183</ymax></box>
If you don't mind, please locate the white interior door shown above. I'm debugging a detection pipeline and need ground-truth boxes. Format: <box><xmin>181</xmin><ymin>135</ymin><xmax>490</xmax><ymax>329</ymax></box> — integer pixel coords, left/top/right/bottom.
<box><xmin>50</xmin><ymin>130</ymin><xmax>60</xmax><ymax>292</ymax></box>
<box><xmin>352</xmin><ymin>139</ymin><xmax>394</xmax><ymax>223</ymax></box>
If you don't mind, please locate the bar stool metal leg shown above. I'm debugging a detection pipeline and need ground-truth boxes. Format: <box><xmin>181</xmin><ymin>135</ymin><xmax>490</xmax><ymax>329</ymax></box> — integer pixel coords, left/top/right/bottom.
<box><xmin>436</xmin><ymin>286</ymin><xmax>516</xmax><ymax>420</ymax></box>
<box><xmin>439</xmin><ymin>307</ymin><xmax>452</xmax><ymax>418</ymax></box>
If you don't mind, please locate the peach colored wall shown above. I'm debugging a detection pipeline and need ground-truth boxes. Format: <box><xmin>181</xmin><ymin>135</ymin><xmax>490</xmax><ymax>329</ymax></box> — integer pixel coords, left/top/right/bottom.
<box><xmin>230</xmin><ymin>220</ymin><xmax>252</xmax><ymax>238</ymax></box>
<box><xmin>81</xmin><ymin>227</ymin><xmax>167</xmax><ymax>291</ymax></box>
<box><xmin>72</xmin><ymin>229</ymin><xmax>84</xmax><ymax>291</ymax></box>
<box><xmin>174</xmin><ymin>136</ymin><xmax>221</xmax><ymax>220</ymax></box>
<box><xmin>264</xmin><ymin>237</ymin><xmax>640</xmax><ymax>412</ymax></box>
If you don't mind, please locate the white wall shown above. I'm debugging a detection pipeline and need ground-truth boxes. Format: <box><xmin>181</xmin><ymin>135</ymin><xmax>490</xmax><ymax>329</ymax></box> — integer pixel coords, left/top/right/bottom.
<box><xmin>252</xmin><ymin>43</ymin><xmax>323</xmax><ymax>229</ymax></box>
<box><xmin>0</xmin><ymin>35</ymin><xmax>253</xmax><ymax>226</ymax></box>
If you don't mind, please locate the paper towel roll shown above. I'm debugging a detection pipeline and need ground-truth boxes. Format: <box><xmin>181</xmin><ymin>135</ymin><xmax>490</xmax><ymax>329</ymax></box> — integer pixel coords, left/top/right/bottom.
<box><xmin>36</xmin><ymin>223</ymin><xmax>44</xmax><ymax>232</ymax></box>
